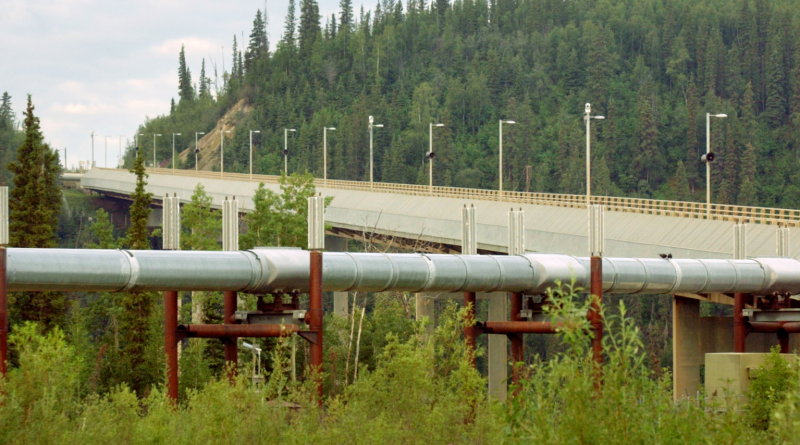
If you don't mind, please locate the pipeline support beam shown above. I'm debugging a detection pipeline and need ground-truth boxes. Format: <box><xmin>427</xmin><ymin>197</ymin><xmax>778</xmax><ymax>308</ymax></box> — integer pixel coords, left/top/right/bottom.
<box><xmin>464</xmin><ymin>292</ymin><xmax>477</xmax><ymax>367</ymax></box>
<box><xmin>309</xmin><ymin>250</ymin><xmax>324</xmax><ymax>403</ymax></box>
<box><xmin>223</xmin><ymin>290</ymin><xmax>238</xmax><ymax>379</ymax></box>
<box><xmin>164</xmin><ymin>290</ymin><xmax>179</xmax><ymax>404</ymax></box>
<box><xmin>178</xmin><ymin>323</ymin><xmax>298</xmax><ymax>338</ymax></box>
<box><xmin>590</xmin><ymin>256</ymin><xmax>603</xmax><ymax>369</ymax></box>
<box><xmin>509</xmin><ymin>292</ymin><xmax>524</xmax><ymax>387</ymax></box>
<box><xmin>0</xmin><ymin>247</ymin><xmax>7</xmax><ymax>376</ymax></box>
<box><xmin>734</xmin><ymin>293</ymin><xmax>747</xmax><ymax>352</ymax></box>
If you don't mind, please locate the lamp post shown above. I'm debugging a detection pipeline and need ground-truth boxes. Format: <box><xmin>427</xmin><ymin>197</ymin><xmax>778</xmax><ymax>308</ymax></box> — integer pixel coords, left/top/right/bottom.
<box><xmin>249</xmin><ymin>130</ymin><xmax>260</xmax><ymax>180</ymax></box>
<box><xmin>220</xmin><ymin>130</ymin><xmax>231</xmax><ymax>177</ymax></box>
<box><xmin>324</xmin><ymin>127</ymin><xmax>336</xmax><ymax>185</ymax></box>
<box><xmin>428</xmin><ymin>123</ymin><xmax>444</xmax><ymax>191</ymax></box>
<box><xmin>499</xmin><ymin>120</ymin><xmax>516</xmax><ymax>197</ymax></box>
<box><xmin>194</xmin><ymin>132</ymin><xmax>205</xmax><ymax>176</ymax></box>
<box><xmin>153</xmin><ymin>134</ymin><xmax>162</xmax><ymax>169</ymax></box>
<box><xmin>171</xmin><ymin>133</ymin><xmax>181</xmax><ymax>174</ymax></box>
<box><xmin>284</xmin><ymin>128</ymin><xmax>296</xmax><ymax>175</ymax></box>
<box><xmin>369</xmin><ymin>116</ymin><xmax>383</xmax><ymax>187</ymax></box>
<box><xmin>705</xmin><ymin>112</ymin><xmax>727</xmax><ymax>217</ymax></box>
<box><xmin>584</xmin><ymin>103</ymin><xmax>605</xmax><ymax>207</ymax></box>
<box><xmin>90</xmin><ymin>130</ymin><xmax>98</xmax><ymax>168</ymax></box>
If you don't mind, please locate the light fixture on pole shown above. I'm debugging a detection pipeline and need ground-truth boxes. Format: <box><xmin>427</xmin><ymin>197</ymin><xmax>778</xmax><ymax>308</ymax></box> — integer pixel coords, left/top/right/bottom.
<box><xmin>284</xmin><ymin>128</ymin><xmax>296</xmax><ymax>175</ymax></box>
<box><xmin>249</xmin><ymin>130</ymin><xmax>260</xmax><ymax>180</ymax></box>
<box><xmin>194</xmin><ymin>132</ymin><xmax>205</xmax><ymax>176</ymax></box>
<box><xmin>220</xmin><ymin>130</ymin><xmax>231</xmax><ymax>177</ymax></box>
<box><xmin>428</xmin><ymin>123</ymin><xmax>444</xmax><ymax>191</ymax></box>
<box><xmin>499</xmin><ymin>120</ymin><xmax>516</xmax><ymax>197</ymax></box>
<box><xmin>153</xmin><ymin>134</ymin><xmax>162</xmax><ymax>169</ymax></box>
<box><xmin>171</xmin><ymin>133</ymin><xmax>181</xmax><ymax>174</ymax></box>
<box><xmin>704</xmin><ymin>112</ymin><xmax>727</xmax><ymax>217</ymax></box>
<box><xmin>584</xmin><ymin>103</ymin><xmax>605</xmax><ymax>207</ymax></box>
<box><xmin>324</xmin><ymin>127</ymin><xmax>336</xmax><ymax>185</ymax></box>
<box><xmin>369</xmin><ymin>116</ymin><xmax>383</xmax><ymax>187</ymax></box>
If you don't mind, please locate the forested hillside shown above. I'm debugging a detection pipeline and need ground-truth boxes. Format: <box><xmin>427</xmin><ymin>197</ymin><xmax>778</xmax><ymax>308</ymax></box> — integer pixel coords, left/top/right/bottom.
<box><xmin>135</xmin><ymin>0</ymin><xmax>800</xmax><ymax>207</ymax></box>
<box><xmin>0</xmin><ymin>92</ymin><xmax>22</xmax><ymax>186</ymax></box>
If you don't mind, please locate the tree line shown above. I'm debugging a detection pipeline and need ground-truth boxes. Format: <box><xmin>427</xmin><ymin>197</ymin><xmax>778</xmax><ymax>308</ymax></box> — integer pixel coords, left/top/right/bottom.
<box><xmin>132</xmin><ymin>0</ymin><xmax>800</xmax><ymax>209</ymax></box>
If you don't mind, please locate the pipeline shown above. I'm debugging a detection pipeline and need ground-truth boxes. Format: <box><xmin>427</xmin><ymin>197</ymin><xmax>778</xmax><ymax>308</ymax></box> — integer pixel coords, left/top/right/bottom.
<box><xmin>6</xmin><ymin>248</ymin><xmax>800</xmax><ymax>296</ymax></box>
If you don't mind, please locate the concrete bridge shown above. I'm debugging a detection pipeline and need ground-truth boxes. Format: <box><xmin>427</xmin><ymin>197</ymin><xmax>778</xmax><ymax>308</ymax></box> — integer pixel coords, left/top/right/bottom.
<box><xmin>80</xmin><ymin>167</ymin><xmax>800</xmax><ymax>259</ymax></box>
<box><xmin>77</xmin><ymin>167</ymin><xmax>800</xmax><ymax>400</ymax></box>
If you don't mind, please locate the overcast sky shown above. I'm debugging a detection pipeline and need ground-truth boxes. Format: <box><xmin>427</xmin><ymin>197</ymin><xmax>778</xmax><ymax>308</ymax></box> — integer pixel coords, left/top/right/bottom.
<box><xmin>1</xmin><ymin>0</ymin><xmax>354</xmax><ymax>169</ymax></box>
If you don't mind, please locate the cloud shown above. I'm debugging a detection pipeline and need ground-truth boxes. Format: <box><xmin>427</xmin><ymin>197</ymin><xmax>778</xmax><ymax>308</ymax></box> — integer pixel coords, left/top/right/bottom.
<box><xmin>151</xmin><ymin>37</ymin><xmax>220</xmax><ymax>58</ymax></box>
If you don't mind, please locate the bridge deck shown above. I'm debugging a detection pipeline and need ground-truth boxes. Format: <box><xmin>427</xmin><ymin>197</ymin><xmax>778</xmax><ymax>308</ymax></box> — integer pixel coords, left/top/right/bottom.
<box><xmin>80</xmin><ymin>168</ymin><xmax>798</xmax><ymax>260</ymax></box>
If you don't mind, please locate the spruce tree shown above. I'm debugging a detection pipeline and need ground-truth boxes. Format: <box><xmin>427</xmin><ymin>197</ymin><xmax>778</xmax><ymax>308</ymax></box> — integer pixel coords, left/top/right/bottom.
<box><xmin>245</xmin><ymin>10</ymin><xmax>268</xmax><ymax>72</ymax></box>
<box><xmin>7</xmin><ymin>95</ymin><xmax>64</xmax><ymax>331</ymax></box>
<box><xmin>283</xmin><ymin>0</ymin><xmax>297</xmax><ymax>46</ymax></box>
<box><xmin>199</xmin><ymin>59</ymin><xmax>209</xmax><ymax>98</ymax></box>
<box><xmin>120</xmin><ymin>147</ymin><xmax>156</xmax><ymax>395</ymax></box>
<box><xmin>739</xmin><ymin>142</ymin><xmax>758</xmax><ymax>205</ymax></box>
<box><xmin>340</xmin><ymin>0</ymin><xmax>353</xmax><ymax>32</ymax></box>
<box><xmin>298</xmin><ymin>0</ymin><xmax>321</xmax><ymax>58</ymax></box>
<box><xmin>764</xmin><ymin>39</ymin><xmax>787</xmax><ymax>128</ymax></box>
<box><xmin>178</xmin><ymin>45</ymin><xmax>194</xmax><ymax>103</ymax></box>
<box><xmin>0</xmin><ymin>92</ymin><xmax>12</xmax><ymax>128</ymax></box>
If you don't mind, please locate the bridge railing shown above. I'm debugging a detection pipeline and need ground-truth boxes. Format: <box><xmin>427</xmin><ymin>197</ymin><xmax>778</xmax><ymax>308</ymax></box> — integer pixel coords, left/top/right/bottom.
<box><xmin>130</xmin><ymin>167</ymin><xmax>800</xmax><ymax>227</ymax></box>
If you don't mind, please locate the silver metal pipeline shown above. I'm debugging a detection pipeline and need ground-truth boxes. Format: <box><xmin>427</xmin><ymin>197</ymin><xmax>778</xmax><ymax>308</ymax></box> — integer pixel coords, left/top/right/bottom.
<box><xmin>6</xmin><ymin>247</ymin><xmax>800</xmax><ymax>296</ymax></box>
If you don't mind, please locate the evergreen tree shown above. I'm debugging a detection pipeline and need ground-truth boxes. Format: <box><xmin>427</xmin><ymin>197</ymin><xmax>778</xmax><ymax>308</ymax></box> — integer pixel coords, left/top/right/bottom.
<box><xmin>718</xmin><ymin>127</ymin><xmax>737</xmax><ymax>204</ymax></box>
<box><xmin>245</xmin><ymin>10</ymin><xmax>268</xmax><ymax>72</ymax></box>
<box><xmin>670</xmin><ymin>161</ymin><xmax>691</xmax><ymax>201</ymax></box>
<box><xmin>231</xmin><ymin>35</ymin><xmax>240</xmax><ymax>80</ymax></box>
<box><xmin>199</xmin><ymin>59</ymin><xmax>210</xmax><ymax>99</ymax></box>
<box><xmin>120</xmin><ymin>147</ymin><xmax>156</xmax><ymax>395</ymax></box>
<box><xmin>764</xmin><ymin>38</ymin><xmax>787</xmax><ymax>128</ymax></box>
<box><xmin>340</xmin><ymin>0</ymin><xmax>354</xmax><ymax>32</ymax></box>
<box><xmin>298</xmin><ymin>0</ymin><xmax>321</xmax><ymax>58</ymax></box>
<box><xmin>178</xmin><ymin>45</ymin><xmax>194</xmax><ymax>103</ymax></box>
<box><xmin>283</xmin><ymin>0</ymin><xmax>297</xmax><ymax>46</ymax></box>
<box><xmin>0</xmin><ymin>92</ymin><xmax>12</xmax><ymax>127</ymax></box>
<box><xmin>739</xmin><ymin>142</ymin><xmax>758</xmax><ymax>205</ymax></box>
<box><xmin>7</xmin><ymin>96</ymin><xmax>64</xmax><ymax>331</ymax></box>
<box><xmin>633</xmin><ymin>85</ymin><xmax>660</xmax><ymax>184</ymax></box>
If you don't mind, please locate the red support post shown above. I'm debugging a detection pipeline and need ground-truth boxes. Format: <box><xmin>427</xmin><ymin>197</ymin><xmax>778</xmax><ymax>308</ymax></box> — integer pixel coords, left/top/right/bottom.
<box><xmin>223</xmin><ymin>290</ymin><xmax>238</xmax><ymax>379</ymax></box>
<box><xmin>0</xmin><ymin>247</ymin><xmax>7</xmax><ymax>377</ymax></box>
<box><xmin>464</xmin><ymin>292</ymin><xmax>477</xmax><ymax>368</ymax></box>
<box><xmin>734</xmin><ymin>293</ymin><xmax>746</xmax><ymax>353</ymax></box>
<box><xmin>164</xmin><ymin>290</ymin><xmax>179</xmax><ymax>404</ymax></box>
<box><xmin>778</xmin><ymin>330</ymin><xmax>789</xmax><ymax>354</ymax></box>
<box><xmin>510</xmin><ymin>292</ymin><xmax>524</xmax><ymax>386</ymax></box>
<box><xmin>589</xmin><ymin>256</ymin><xmax>603</xmax><ymax>371</ymax></box>
<box><xmin>309</xmin><ymin>250</ymin><xmax>324</xmax><ymax>404</ymax></box>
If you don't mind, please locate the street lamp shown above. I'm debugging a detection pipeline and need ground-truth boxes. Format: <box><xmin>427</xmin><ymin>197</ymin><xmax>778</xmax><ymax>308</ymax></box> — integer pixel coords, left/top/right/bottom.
<box><xmin>428</xmin><ymin>123</ymin><xmax>444</xmax><ymax>191</ymax></box>
<box><xmin>284</xmin><ymin>128</ymin><xmax>296</xmax><ymax>175</ymax></box>
<box><xmin>249</xmin><ymin>130</ymin><xmax>260</xmax><ymax>180</ymax></box>
<box><xmin>324</xmin><ymin>127</ymin><xmax>336</xmax><ymax>185</ymax></box>
<box><xmin>704</xmin><ymin>112</ymin><xmax>727</xmax><ymax>216</ymax></box>
<box><xmin>220</xmin><ymin>130</ymin><xmax>231</xmax><ymax>177</ymax></box>
<box><xmin>153</xmin><ymin>134</ymin><xmax>162</xmax><ymax>169</ymax></box>
<box><xmin>369</xmin><ymin>116</ymin><xmax>383</xmax><ymax>187</ymax></box>
<box><xmin>171</xmin><ymin>133</ymin><xmax>182</xmax><ymax>173</ymax></box>
<box><xmin>194</xmin><ymin>132</ymin><xmax>205</xmax><ymax>176</ymax></box>
<box><xmin>499</xmin><ymin>120</ymin><xmax>515</xmax><ymax>196</ymax></box>
<box><xmin>90</xmin><ymin>130</ymin><xmax>99</xmax><ymax>168</ymax></box>
<box><xmin>584</xmin><ymin>103</ymin><xmax>605</xmax><ymax>207</ymax></box>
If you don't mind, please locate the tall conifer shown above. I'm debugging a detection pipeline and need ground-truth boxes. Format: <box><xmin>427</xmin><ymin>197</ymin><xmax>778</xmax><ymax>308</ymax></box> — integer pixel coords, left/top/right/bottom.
<box><xmin>7</xmin><ymin>96</ymin><xmax>64</xmax><ymax>331</ymax></box>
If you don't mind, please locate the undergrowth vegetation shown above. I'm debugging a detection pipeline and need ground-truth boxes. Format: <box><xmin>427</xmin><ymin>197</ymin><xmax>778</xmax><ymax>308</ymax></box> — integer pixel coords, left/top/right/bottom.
<box><xmin>2</xmin><ymin>287</ymin><xmax>800</xmax><ymax>444</ymax></box>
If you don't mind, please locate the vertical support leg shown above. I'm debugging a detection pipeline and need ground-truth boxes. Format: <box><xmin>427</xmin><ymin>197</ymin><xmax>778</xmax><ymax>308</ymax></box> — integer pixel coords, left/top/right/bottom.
<box><xmin>464</xmin><ymin>292</ymin><xmax>477</xmax><ymax>368</ymax></box>
<box><xmin>487</xmin><ymin>293</ymin><xmax>508</xmax><ymax>401</ymax></box>
<box><xmin>778</xmin><ymin>330</ymin><xmax>789</xmax><ymax>354</ymax></box>
<box><xmin>309</xmin><ymin>250</ymin><xmax>324</xmax><ymax>404</ymax></box>
<box><xmin>589</xmin><ymin>256</ymin><xmax>603</xmax><ymax>371</ymax></box>
<box><xmin>672</xmin><ymin>296</ymin><xmax>701</xmax><ymax>400</ymax></box>
<box><xmin>510</xmin><ymin>292</ymin><xmax>524</xmax><ymax>388</ymax></box>
<box><xmin>734</xmin><ymin>293</ymin><xmax>746</xmax><ymax>353</ymax></box>
<box><xmin>164</xmin><ymin>290</ymin><xmax>179</xmax><ymax>404</ymax></box>
<box><xmin>223</xmin><ymin>290</ymin><xmax>238</xmax><ymax>379</ymax></box>
<box><xmin>0</xmin><ymin>247</ymin><xmax>7</xmax><ymax>377</ymax></box>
